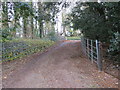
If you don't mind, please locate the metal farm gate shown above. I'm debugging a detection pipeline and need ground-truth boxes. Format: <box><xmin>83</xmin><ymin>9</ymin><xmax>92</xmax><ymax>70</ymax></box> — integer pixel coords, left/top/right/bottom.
<box><xmin>81</xmin><ymin>37</ymin><xmax>102</xmax><ymax>71</ymax></box>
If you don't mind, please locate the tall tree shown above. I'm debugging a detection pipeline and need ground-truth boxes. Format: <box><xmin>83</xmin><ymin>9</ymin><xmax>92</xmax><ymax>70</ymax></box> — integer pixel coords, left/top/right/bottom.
<box><xmin>2</xmin><ymin>2</ymin><xmax>9</xmax><ymax>28</ymax></box>
<box><xmin>30</xmin><ymin>2</ymin><xmax>34</xmax><ymax>39</ymax></box>
<box><xmin>37</xmin><ymin>2</ymin><xmax>44</xmax><ymax>38</ymax></box>
<box><xmin>70</xmin><ymin>2</ymin><xmax>120</xmax><ymax>42</ymax></box>
<box><xmin>14</xmin><ymin>2</ymin><xmax>34</xmax><ymax>38</ymax></box>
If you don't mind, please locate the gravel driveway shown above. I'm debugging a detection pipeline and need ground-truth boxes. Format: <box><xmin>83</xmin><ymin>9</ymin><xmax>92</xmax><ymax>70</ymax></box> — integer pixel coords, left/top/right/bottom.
<box><xmin>2</xmin><ymin>40</ymin><xmax>118</xmax><ymax>88</ymax></box>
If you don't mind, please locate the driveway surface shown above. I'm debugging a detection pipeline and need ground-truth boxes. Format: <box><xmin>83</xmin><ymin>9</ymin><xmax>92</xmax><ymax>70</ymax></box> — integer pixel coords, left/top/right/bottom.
<box><xmin>2</xmin><ymin>40</ymin><xmax>118</xmax><ymax>88</ymax></box>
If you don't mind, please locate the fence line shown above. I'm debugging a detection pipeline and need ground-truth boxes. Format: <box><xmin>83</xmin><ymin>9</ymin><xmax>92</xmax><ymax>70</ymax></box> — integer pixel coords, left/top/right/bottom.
<box><xmin>81</xmin><ymin>37</ymin><xmax>102</xmax><ymax>71</ymax></box>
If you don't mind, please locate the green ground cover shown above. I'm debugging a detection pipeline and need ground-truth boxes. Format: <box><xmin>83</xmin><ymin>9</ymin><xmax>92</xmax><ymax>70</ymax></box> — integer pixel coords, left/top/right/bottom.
<box><xmin>1</xmin><ymin>39</ymin><xmax>55</xmax><ymax>62</ymax></box>
<box><xmin>67</xmin><ymin>36</ymin><xmax>80</xmax><ymax>40</ymax></box>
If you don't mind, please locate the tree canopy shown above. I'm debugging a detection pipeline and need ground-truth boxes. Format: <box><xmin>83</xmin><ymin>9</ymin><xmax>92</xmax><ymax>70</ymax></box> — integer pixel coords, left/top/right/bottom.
<box><xmin>70</xmin><ymin>1</ymin><xmax>120</xmax><ymax>62</ymax></box>
<box><xmin>1</xmin><ymin>2</ymin><xmax>64</xmax><ymax>40</ymax></box>
<box><xmin>70</xmin><ymin>2</ymin><xmax>120</xmax><ymax>42</ymax></box>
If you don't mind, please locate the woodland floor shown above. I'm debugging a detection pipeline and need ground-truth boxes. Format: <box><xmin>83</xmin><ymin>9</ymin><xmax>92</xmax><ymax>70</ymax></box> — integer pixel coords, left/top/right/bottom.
<box><xmin>2</xmin><ymin>40</ymin><xmax>118</xmax><ymax>88</ymax></box>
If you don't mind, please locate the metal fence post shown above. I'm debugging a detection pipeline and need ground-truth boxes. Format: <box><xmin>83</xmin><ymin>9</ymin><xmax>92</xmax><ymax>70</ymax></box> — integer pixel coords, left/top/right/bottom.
<box><xmin>84</xmin><ymin>38</ymin><xmax>86</xmax><ymax>54</ymax></box>
<box><xmin>96</xmin><ymin>40</ymin><xmax>102</xmax><ymax>71</ymax></box>
<box><xmin>87</xmin><ymin>39</ymin><xmax>89</xmax><ymax>59</ymax></box>
<box><xmin>98</xmin><ymin>41</ymin><xmax>102</xmax><ymax>71</ymax></box>
<box><xmin>81</xmin><ymin>37</ymin><xmax>86</xmax><ymax>56</ymax></box>
<box><xmin>91</xmin><ymin>40</ymin><xmax>93</xmax><ymax>63</ymax></box>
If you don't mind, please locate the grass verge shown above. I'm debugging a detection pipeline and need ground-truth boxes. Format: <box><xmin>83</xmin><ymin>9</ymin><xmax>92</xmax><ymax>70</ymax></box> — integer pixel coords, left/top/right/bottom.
<box><xmin>66</xmin><ymin>36</ymin><xmax>80</xmax><ymax>40</ymax></box>
<box><xmin>1</xmin><ymin>39</ymin><xmax>55</xmax><ymax>62</ymax></box>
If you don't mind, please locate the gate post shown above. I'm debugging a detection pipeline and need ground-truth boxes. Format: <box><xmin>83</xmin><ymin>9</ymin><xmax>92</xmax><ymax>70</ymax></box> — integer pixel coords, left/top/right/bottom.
<box><xmin>81</xmin><ymin>37</ymin><xmax>86</xmax><ymax>56</ymax></box>
<box><xmin>91</xmin><ymin>40</ymin><xmax>93</xmax><ymax>63</ymax></box>
<box><xmin>87</xmin><ymin>39</ymin><xmax>89</xmax><ymax>60</ymax></box>
<box><xmin>96</xmin><ymin>40</ymin><xmax>102</xmax><ymax>71</ymax></box>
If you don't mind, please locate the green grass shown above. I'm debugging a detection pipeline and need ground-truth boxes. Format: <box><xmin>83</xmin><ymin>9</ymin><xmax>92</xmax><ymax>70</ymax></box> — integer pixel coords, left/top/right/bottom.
<box><xmin>66</xmin><ymin>36</ymin><xmax>80</xmax><ymax>40</ymax></box>
<box><xmin>1</xmin><ymin>39</ymin><xmax>55</xmax><ymax>62</ymax></box>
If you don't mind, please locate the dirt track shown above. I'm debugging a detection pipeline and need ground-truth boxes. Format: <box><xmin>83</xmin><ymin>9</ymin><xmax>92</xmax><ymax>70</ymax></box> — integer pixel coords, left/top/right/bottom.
<box><xmin>2</xmin><ymin>40</ymin><xmax>118</xmax><ymax>88</ymax></box>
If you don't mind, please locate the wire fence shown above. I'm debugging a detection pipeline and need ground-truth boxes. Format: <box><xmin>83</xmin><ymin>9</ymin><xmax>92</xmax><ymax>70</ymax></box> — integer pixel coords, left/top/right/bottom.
<box><xmin>1</xmin><ymin>41</ymin><xmax>54</xmax><ymax>62</ymax></box>
<box><xmin>81</xmin><ymin>37</ymin><xmax>102</xmax><ymax>71</ymax></box>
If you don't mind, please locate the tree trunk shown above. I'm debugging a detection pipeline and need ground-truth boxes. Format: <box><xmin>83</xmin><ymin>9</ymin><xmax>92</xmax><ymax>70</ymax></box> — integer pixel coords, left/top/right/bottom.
<box><xmin>39</xmin><ymin>21</ymin><xmax>43</xmax><ymax>38</ymax></box>
<box><xmin>31</xmin><ymin>2</ymin><xmax>34</xmax><ymax>39</ymax></box>
<box><xmin>0</xmin><ymin>2</ymin><xmax>2</xmax><ymax>28</ymax></box>
<box><xmin>35</xmin><ymin>19</ymin><xmax>37</xmax><ymax>38</ymax></box>
<box><xmin>31</xmin><ymin>16</ymin><xmax>34</xmax><ymax>39</ymax></box>
<box><xmin>38</xmin><ymin>2</ymin><xmax>43</xmax><ymax>38</ymax></box>
<box><xmin>2</xmin><ymin>2</ymin><xmax>9</xmax><ymax>28</ymax></box>
<box><xmin>23</xmin><ymin>17</ymin><xmax>27</xmax><ymax>38</ymax></box>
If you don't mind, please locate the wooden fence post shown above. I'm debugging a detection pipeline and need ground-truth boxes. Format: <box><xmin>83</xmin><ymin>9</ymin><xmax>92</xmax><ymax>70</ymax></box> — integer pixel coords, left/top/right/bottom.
<box><xmin>96</xmin><ymin>40</ymin><xmax>102</xmax><ymax>71</ymax></box>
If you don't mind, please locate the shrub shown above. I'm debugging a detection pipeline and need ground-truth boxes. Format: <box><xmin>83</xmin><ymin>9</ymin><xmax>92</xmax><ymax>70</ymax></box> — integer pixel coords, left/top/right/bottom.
<box><xmin>47</xmin><ymin>31</ymin><xmax>66</xmax><ymax>41</ymax></box>
<box><xmin>1</xmin><ymin>27</ymin><xmax>16</xmax><ymax>42</ymax></box>
<box><xmin>108</xmin><ymin>32</ymin><xmax>120</xmax><ymax>62</ymax></box>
